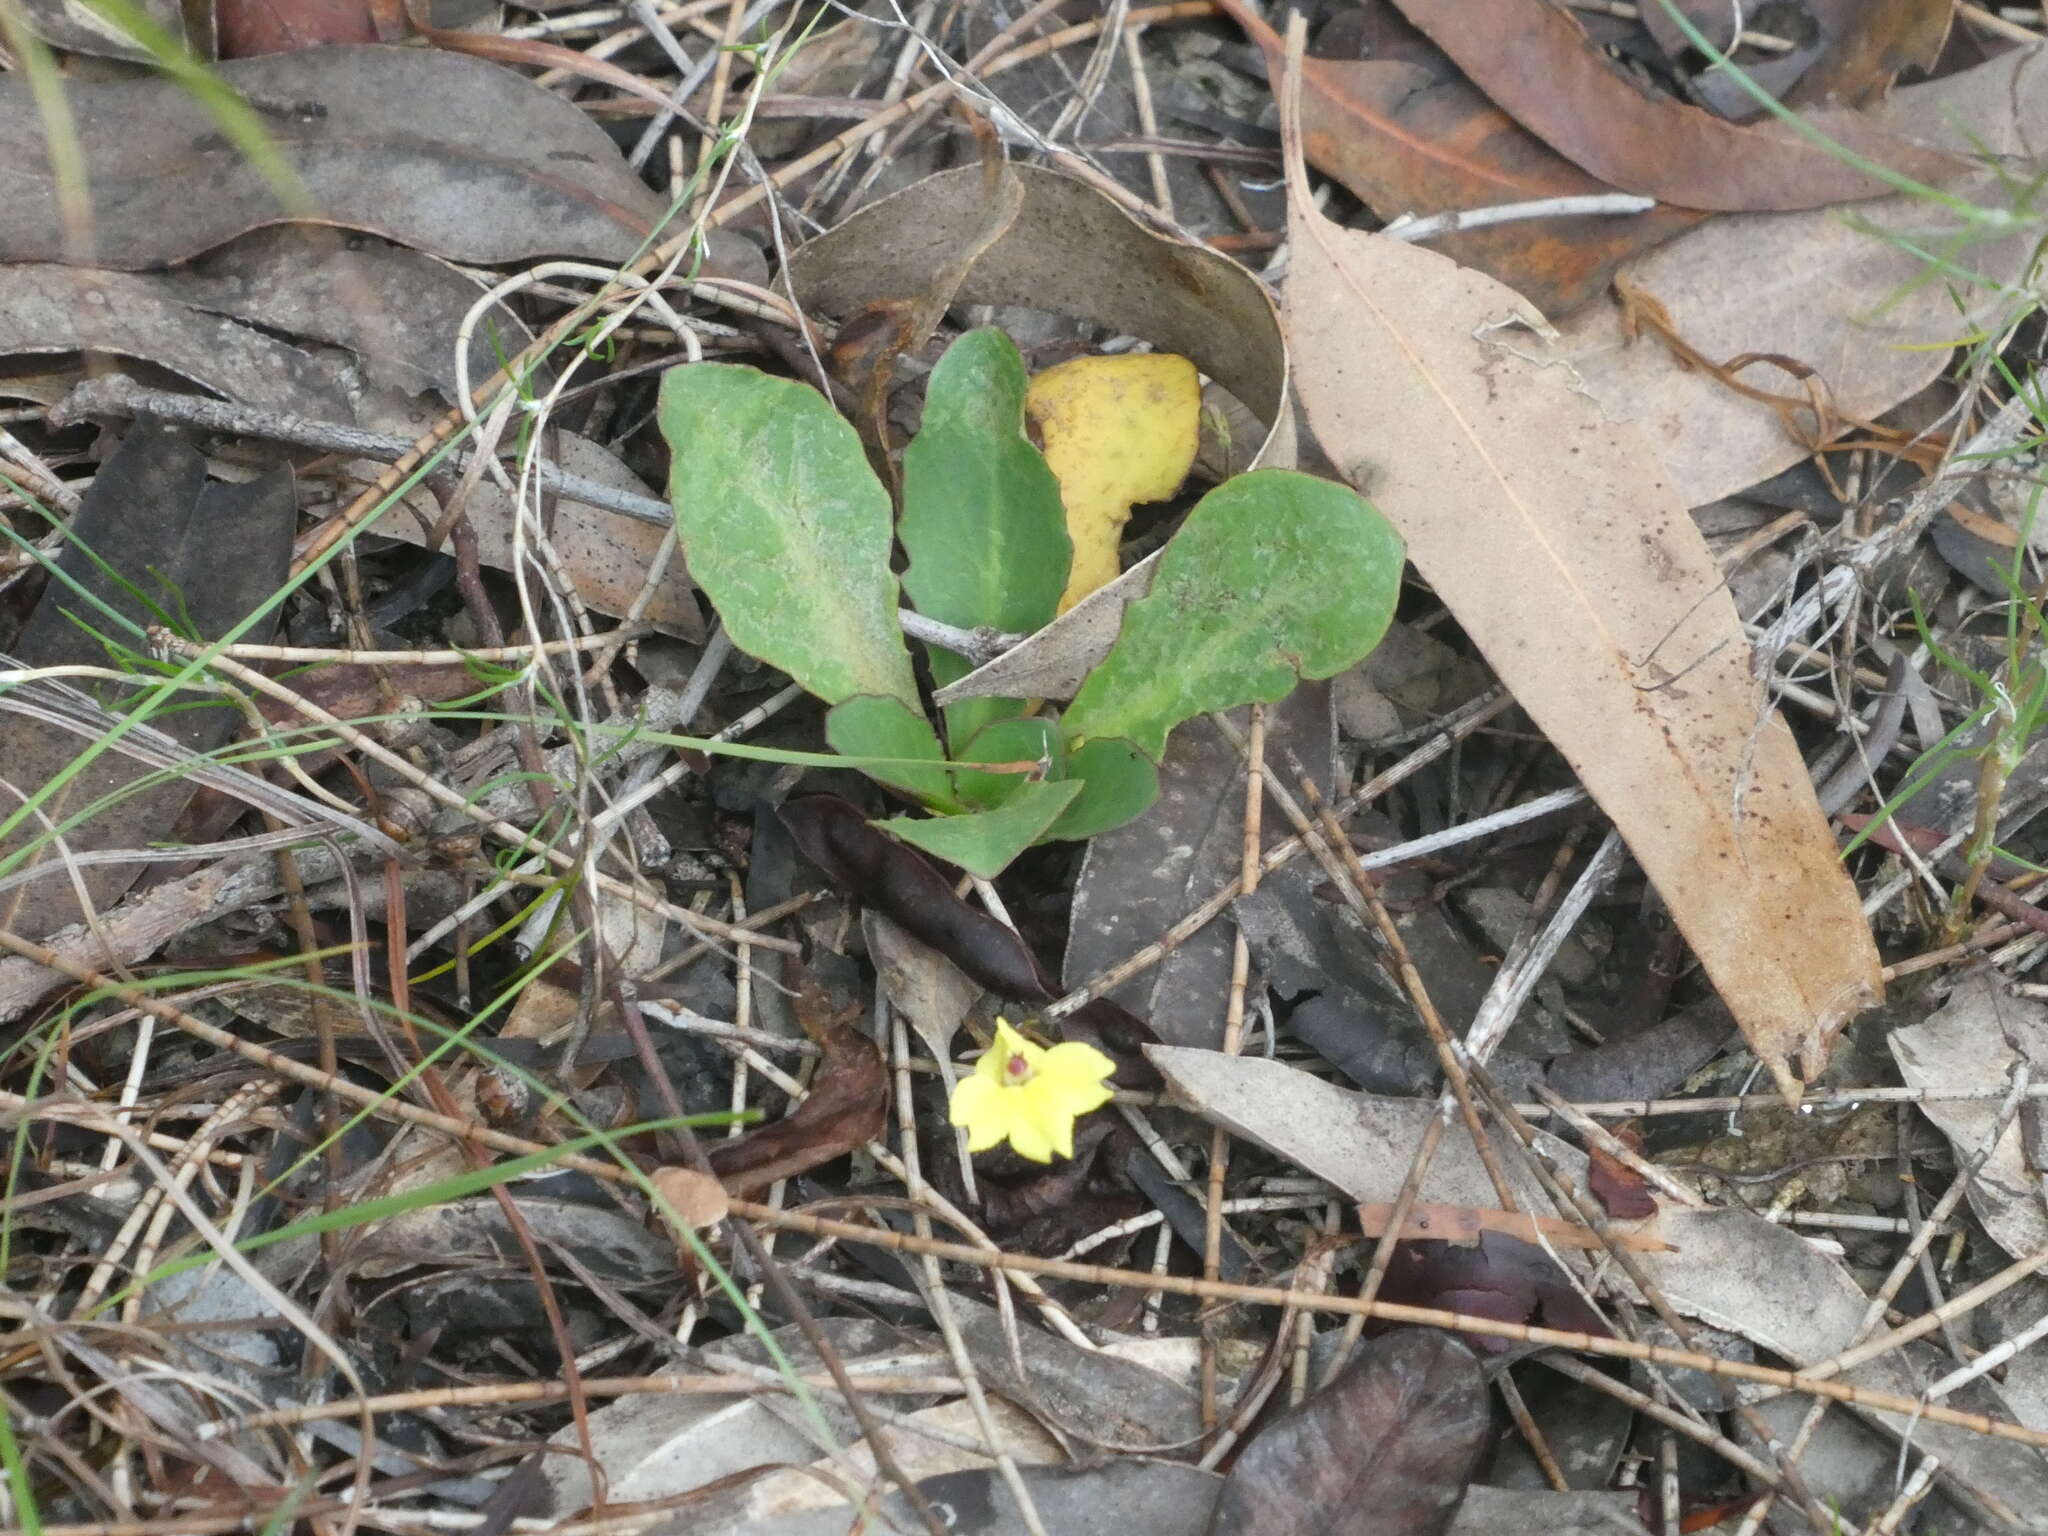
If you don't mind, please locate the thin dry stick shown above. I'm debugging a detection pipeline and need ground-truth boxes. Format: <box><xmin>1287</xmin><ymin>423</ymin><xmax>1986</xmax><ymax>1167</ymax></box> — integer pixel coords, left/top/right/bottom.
<box><xmin>208</xmin><ymin>1372</ymin><xmax>967</xmax><ymax>1435</ymax></box>
<box><xmin>1497</xmin><ymin>1370</ymin><xmax>1572</xmax><ymax>1493</ymax></box>
<box><xmin>1200</xmin><ymin>705</ymin><xmax>1263</xmax><ymax>1439</ymax></box>
<box><xmin>885</xmin><ymin>997</ymin><xmax>1050</xmax><ymax>1536</ymax></box>
<box><xmin>1467</xmin><ymin>1067</ymin><xmax>1835</xmax><ymax>1532</ymax></box>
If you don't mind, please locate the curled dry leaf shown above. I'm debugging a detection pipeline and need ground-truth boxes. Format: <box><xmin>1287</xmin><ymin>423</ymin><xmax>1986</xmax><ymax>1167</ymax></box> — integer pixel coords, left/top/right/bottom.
<box><xmin>1</xmin><ymin>45</ymin><xmax>675</xmax><ymax>269</ymax></box>
<box><xmin>1207</xmin><ymin>1330</ymin><xmax>1490</xmax><ymax>1536</ymax></box>
<box><xmin>1216</xmin><ymin>0</ymin><xmax>1703</xmax><ymax>315</ymax></box>
<box><xmin>791</xmin><ymin>163</ymin><xmax>1293</xmax><ymax>709</ymax></box>
<box><xmin>1276</xmin><ymin>28</ymin><xmax>1882</xmax><ymax>1094</ymax></box>
<box><xmin>779</xmin><ymin>795</ymin><xmax>1054</xmax><ymax>1001</ymax></box>
<box><xmin>1388</xmin><ymin>0</ymin><xmax>1962</xmax><ymax>211</ymax></box>
<box><xmin>704</xmin><ymin>985</ymin><xmax>886</xmax><ymax>1199</ymax></box>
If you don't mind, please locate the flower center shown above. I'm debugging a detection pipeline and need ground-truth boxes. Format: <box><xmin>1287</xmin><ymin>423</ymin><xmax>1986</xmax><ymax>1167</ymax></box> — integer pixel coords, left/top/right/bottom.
<box><xmin>1002</xmin><ymin>1051</ymin><xmax>1035</xmax><ymax>1086</ymax></box>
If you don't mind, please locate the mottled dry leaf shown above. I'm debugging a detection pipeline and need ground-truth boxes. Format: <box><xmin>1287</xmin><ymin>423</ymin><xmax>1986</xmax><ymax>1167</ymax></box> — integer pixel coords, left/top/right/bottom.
<box><xmin>1889</xmin><ymin>970</ymin><xmax>2048</xmax><ymax>1261</ymax></box>
<box><xmin>0</xmin><ymin>264</ymin><xmax>350</xmax><ymax>417</ymax></box>
<box><xmin>1277</xmin><ymin>27</ymin><xmax>1881</xmax><ymax>1094</ymax></box>
<box><xmin>1389</xmin><ymin>0</ymin><xmax>1960</xmax><ymax>210</ymax></box>
<box><xmin>1208</xmin><ymin>1330</ymin><xmax>1489</xmax><ymax>1536</ymax></box>
<box><xmin>0</xmin><ymin>45</ymin><xmax>674</xmax><ymax>269</ymax></box>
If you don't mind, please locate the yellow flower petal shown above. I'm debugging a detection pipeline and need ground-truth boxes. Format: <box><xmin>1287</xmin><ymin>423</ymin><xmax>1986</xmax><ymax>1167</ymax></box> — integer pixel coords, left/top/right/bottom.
<box><xmin>948</xmin><ymin>1074</ymin><xmax>1007</xmax><ymax>1152</ymax></box>
<box><xmin>948</xmin><ymin>1019</ymin><xmax>1117</xmax><ymax>1162</ymax></box>
<box><xmin>1005</xmin><ymin>1106</ymin><xmax>1059</xmax><ymax>1162</ymax></box>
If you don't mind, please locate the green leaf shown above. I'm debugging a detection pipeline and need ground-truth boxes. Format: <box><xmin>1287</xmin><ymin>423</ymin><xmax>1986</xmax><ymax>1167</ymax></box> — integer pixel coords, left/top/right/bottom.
<box><xmin>827</xmin><ymin>695</ymin><xmax>957</xmax><ymax>810</ymax></box>
<box><xmin>900</xmin><ymin>329</ymin><xmax>1071</xmax><ymax>747</ymax></box>
<box><xmin>952</xmin><ymin>715</ymin><xmax>1064</xmax><ymax>811</ymax></box>
<box><xmin>1061</xmin><ymin>470</ymin><xmax>1403</xmax><ymax>761</ymax></box>
<box><xmin>875</xmin><ymin>779</ymin><xmax>1084</xmax><ymax>878</ymax></box>
<box><xmin>1042</xmin><ymin>738</ymin><xmax>1159</xmax><ymax>841</ymax></box>
<box><xmin>658</xmin><ymin>364</ymin><xmax>931</xmax><ymax>720</ymax></box>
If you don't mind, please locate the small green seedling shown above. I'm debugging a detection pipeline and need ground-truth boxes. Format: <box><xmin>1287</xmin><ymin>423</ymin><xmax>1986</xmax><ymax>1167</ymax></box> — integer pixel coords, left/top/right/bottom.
<box><xmin>657</xmin><ymin>327</ymin><xmax>1404</xmax><ymax>876</ymax></box>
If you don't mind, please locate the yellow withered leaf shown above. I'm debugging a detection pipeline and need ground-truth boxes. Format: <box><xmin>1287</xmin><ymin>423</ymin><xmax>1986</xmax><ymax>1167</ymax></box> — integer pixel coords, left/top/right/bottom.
<box><xmin>1026</xmin><ymin>353</ymin><xmax>1200</xmax><ymax>612</ymax></box>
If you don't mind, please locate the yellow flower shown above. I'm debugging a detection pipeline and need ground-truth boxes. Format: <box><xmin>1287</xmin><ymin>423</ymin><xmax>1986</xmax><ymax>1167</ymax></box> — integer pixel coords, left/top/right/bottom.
<box><xmin>949</xmin><ymin>1017</ymin><xmax>1116</xmax><ymax>1162</ymax></box>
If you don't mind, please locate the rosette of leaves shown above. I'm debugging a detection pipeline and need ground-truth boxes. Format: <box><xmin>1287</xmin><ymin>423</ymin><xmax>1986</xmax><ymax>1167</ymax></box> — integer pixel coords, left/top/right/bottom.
<box><xmin>658</xmin><ymin>328</ymin><xmax>1404</xmax><ymax>876</ymax></box>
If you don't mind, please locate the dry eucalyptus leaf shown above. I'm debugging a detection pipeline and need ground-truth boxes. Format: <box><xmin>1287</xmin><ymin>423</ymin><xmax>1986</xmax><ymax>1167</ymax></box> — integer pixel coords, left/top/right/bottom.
<box><xmin>790</xmin><ymin>164</ymin><xmax>1292</xmax><ymax>708</ymax></box>
<box><xmin>1276</xmin><ymin>33</ymin><xmax>1881</xmax><ymax>1096</ymax></box>
<box><xmin>1889</xmin><ymin>970</ymin><xmax>2048</xmax><ymax>1261</ymax></box>
<box><xmin>13</xmin><ymin>0</ymin><xmax>184</xmax><ymax>60</ymax></box>
<box><xmin>159</xmin><ymin>227</ymin><xmax>533</xmax><ymax>402</ymax></box>
<box><xmin>0</xmin><ymin>45</ymin><xmax>677</xmax><ymax>269</ymax></box>
<box><xmin>1208</xmin><ymin>1330</ymin><xmax>1488</xmax><ymax>1536</ymax></box>
<box><xmin>0</xmin><ymin>264</ymin><xmax>350</xmax><ymax>417</ymax></box>
<box><xmin>1560</xmin><ymin>47</ymin><xmax>2048</xmax><ymax>507</ymax></box>
<box><xmin>863</xmin><ymin>909</ymin><xmax>981</xmax><ymax>1065</ymax></box>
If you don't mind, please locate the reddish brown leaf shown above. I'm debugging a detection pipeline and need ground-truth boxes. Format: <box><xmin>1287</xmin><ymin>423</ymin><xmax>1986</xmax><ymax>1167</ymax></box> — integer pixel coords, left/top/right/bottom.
<box><xmin>1207</xmin><ymin>1330</ymin><xmax>1490</xmax><ymax>1536</ymax></box>
<box><xmin>1216</xmin><ymin>0</ymin><xmax>1701</xmax><ymax>314</ymax></box>
<box><xmin>1389</xmin><ymin>0</ymin><xmax>1964</xmax><ymax>210</ymax></box>
<box><xmin>1378</xmin><ymin>1232</ymin><xmax>1611</xmax><ymax>1354</ymax></box>
<box><xmin>217</xmin><ymin>0</ymin><xmax>398</xmax><ymax>59</ymax></box>
<box><xmin>1586</xmin><ymin>1124</ymin><xmax>1658</xmax><ymax>1220</ymax></box>
<box><xmin>780</xmin><ymin>794</ymin><xmax>1054</xmax><ymax>1000</ymax></box>
<box><xmin>706</xmin><ymin>986</ymin><xmax>886</xmax><ymax>1199</ymax></box>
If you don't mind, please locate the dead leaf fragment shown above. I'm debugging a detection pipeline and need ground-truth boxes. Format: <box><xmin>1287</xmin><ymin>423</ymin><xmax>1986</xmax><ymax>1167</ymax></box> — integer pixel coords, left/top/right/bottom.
<box><xmin>0</xmin><ymin>426</ymin><xmax>294</xmax><ymax>941</ymax></box>
<box><xmin>1388</xmin><ymin>0</ymin><xmax>1962</xmax><ymax>211</ymax></box>
<box><xmin>1276</xmin><ymin>27</ymin><xmax>1881</xmax><ymax>1094</ymax></box>
<box><xmin>0</xmin><ymin>45</ymin><xmax>674</xmax><ymax>269</ymax></box>
<box><xmin>1207</xmin><ymin>1330</ymin><xmax>1489</xmax><ymax>1536</ymax></box>
<box><xmin>705</xmin><ymin>983</ymin><xmax>887</xmax><ymax>1199</ymax></box>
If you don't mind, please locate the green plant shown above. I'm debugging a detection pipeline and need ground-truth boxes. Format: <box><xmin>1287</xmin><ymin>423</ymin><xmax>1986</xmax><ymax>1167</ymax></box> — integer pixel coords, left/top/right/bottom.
<box><xmin>657</xmin><ymin>327</ymin><xmax>1405</xmax><ymax>875</ymax></box>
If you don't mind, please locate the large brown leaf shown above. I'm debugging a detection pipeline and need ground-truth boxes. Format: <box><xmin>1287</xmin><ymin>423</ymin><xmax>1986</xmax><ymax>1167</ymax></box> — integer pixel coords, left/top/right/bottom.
<box><xmin>1274</xmin><ymin>28</ymin><xmax>1882</xmax><ymax>1095</ymax></box>
<box><xmin>1216</xmin><ymin>0</ymin><xmax>1702</xmax><ymax>315</ymax></box>
<box><xmin>0</xmin><ymin>45</ymin><xmax>674</xmax><ymax>269</ymax></box>
<box><xmin>1207</xmin><ymin>1330</ymin><xmax>1489</xmax><ymax>1536</ymax></box>
<box><xmin>1390</xmin><ymin>0</ymin><xmax>1962</xmax><ymax>210</ymax></box>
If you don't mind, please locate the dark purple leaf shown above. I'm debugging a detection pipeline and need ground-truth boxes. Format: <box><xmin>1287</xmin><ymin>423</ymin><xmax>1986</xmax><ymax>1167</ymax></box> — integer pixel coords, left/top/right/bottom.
<box><xmin>779</xmin><ymin>794</ymin><xmax>1053</xmax><ymax>1000</ymax></box>
<box><xmin>1207</xmin><ymin>1329</ymin><xmax>1489</xmax><ymax>1536</ymax></box>
<box><xmin>1379</xmin><ymin>1232</ymin><xmax>1611</xmax><ymax>1355</ymax></box>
